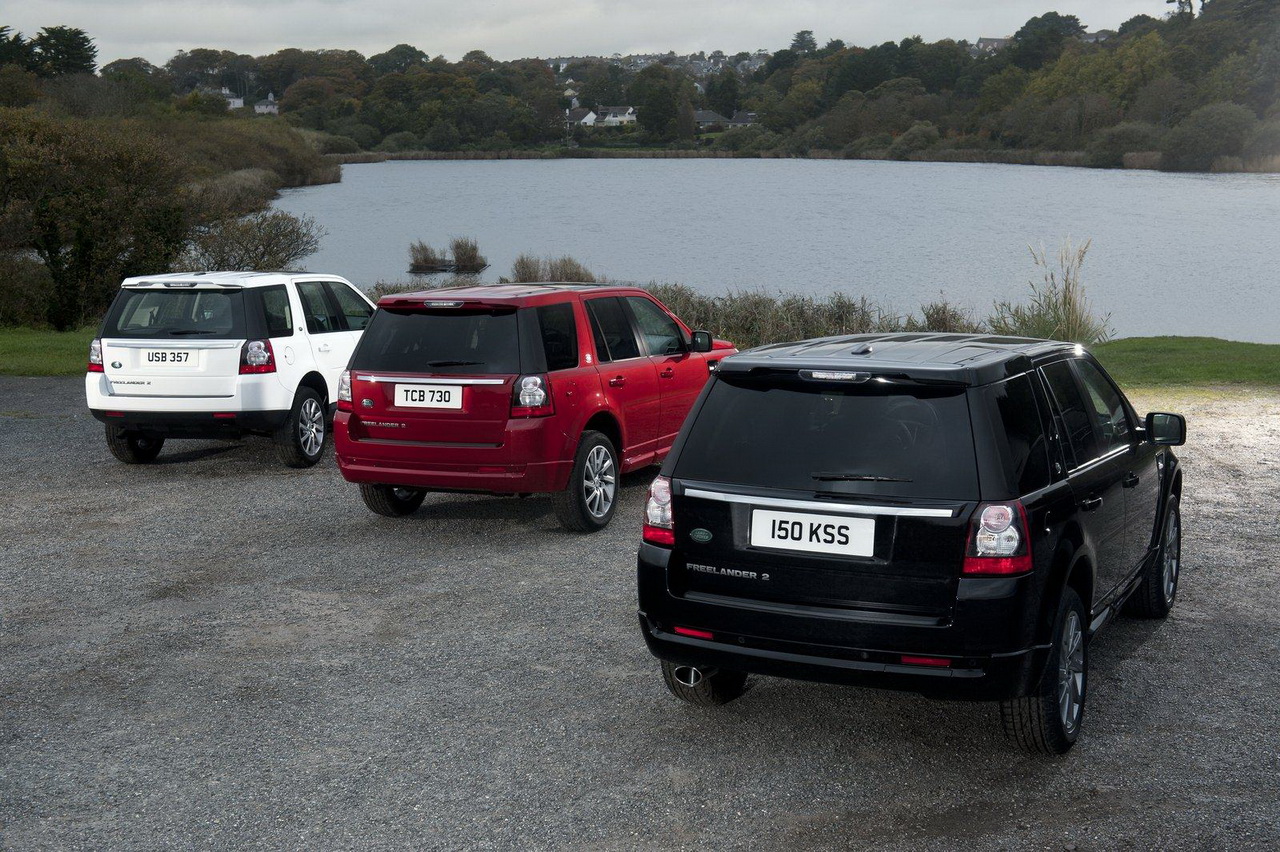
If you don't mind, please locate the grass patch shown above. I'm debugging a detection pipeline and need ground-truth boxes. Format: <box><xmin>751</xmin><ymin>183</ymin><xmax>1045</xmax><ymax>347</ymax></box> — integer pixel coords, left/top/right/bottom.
<box><xmin>1093</xmin><ymin>337</ymin><xmax>1280</xmax><ymax>388</ymax></box>
<box><xmin>0</xmin><ymin>327</ymin><xmax>95</xmax><ymax>376</ymax></box>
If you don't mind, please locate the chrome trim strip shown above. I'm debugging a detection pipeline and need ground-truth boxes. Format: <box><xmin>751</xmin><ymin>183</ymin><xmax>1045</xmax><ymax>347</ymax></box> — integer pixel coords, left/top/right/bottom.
<box><xmin>682</xmin><ymin>488</ymin><xmax>955</xmax><ymax>517</ymax></box>
<box><xmin>105</xmin><ymin>340</ymin><xmax>241</xmax><ymax>349</ymax></box>
<box><xmin>358</xmin><ymin>375</ymin><xmax>507</xmax><ymax>386</ymax></box>
<box><xmin>106</xmin><ymin>395</ymin><xmax>236</xmax><ymax>399</ymax></box>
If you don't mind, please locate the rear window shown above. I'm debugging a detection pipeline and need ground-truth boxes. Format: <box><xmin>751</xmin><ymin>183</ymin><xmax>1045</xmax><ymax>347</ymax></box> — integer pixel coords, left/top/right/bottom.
<box><xmin>350</xmin><ymin>308</ymin><xmax>520</xmax><ymax>374</ymax></box>
<box><xmin>673</xmin><ymin>376</ymin><xmax>979</xmax><ymax>500</ymax></box>
<box><xmin>536</xmin><ymin>303</ymin><xmax>578</xmax><ymax>371</ymax></box>
<box><xmin>102</xmin><ymin>289</ymin><xmax>245</xmax><ymax>339</ymax></box>
<box><xmin>979</xmin><ymin>374</ymin><xmax>1052</xmax><ymax>496</ymax></box>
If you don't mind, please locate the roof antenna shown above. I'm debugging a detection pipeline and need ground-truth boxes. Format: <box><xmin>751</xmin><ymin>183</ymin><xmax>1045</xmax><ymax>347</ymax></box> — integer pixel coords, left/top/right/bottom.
<box><xmin>850</xmin><ymin>343</ymin><xmax>874</xmax><ymax>356</ymax></box>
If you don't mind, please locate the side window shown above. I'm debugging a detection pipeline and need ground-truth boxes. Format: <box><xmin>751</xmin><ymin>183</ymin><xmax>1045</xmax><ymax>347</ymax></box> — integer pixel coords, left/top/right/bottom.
<box><xmin>585</xmin><ymin>298</ymin><xmax>640</xmax><ymax>363</ymax></box>
<box><xmin>1041</xmin><ymin>360</ymin><xmax>1100</xmax><ymax>467</ymax></box>
<box><xmin>536</xmin><ymin>303</ymin><xmax>579</xmax><ymax>371</ymax></box>
<box><xmin>1074</xmin><ymin>359</ymin><xmax>1131</xmax><ymax>453</ymax></box>
<box><xmin>988</xmin><ymin>374</ymin><xmax>1052</xmax><ymax>494</ymax></box>
<box><xmin>296</xmin><ymin>281</ymin><xmax>342</xmax><ymax>334</ymax></box>
<box><xmin>326</xmin><ymin>282</ymin><xmax>374</xmax><ymax>331</ymax></box>
<box><xmin>626</xmin><ymin>296</ymin><xmax>685</xmax><ymax>356</ymax></box>
<box><xmin>260</xmin><ymin>285</ymin><xmax>293</xmax><ymax>338</ymax></box>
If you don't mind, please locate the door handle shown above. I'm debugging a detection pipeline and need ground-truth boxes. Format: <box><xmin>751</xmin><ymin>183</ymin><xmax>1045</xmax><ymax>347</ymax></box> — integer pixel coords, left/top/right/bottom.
<box><xmin>317</xmin><ymin>344</ymin><xmax>332</xmax><ymax>352</ymax></box>
<box><xmin>660</xmin><ymin>367</ymin><xmax>675</xmax><ymax>379</ymax></box>
<box><xmin>1079</xmin><ymin>497</ymin><xmax>1103</xmax><ymax>512</ymax></box>
<box><xmin>1122</xmin><ymin>473</ymin><xmax>1140</xmax><ymax>488</ymax></box>
<box><xmin>608</xmin><ymin>376</ymin><xmax>626</xmax><ymax>388</ymax></box>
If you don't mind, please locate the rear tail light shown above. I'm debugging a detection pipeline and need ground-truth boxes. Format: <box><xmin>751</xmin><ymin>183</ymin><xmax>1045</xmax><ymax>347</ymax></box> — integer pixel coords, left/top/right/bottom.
<box><xmin>510</xmin><ymin>374</ymin><xmax>554</xmax><ymax>417</ymax></box>
<box><xmin>88</xmin><ymin>339</ymin><xmax>103</xmax><ymax>373</ymax></box>
<box><xmin>962</xmin><ymin>501</ymin><xmax>1033</xmax><ymax>576</ymax></box>
<box><xmin>336</xmin><ymin>370</ymin><xmax>352</xmax><ymax>412</ymax></box>
<box><xmin>643</xmin><ymin>475</ymin><xmax>675</xmax><ymax>546</ymax></box>
<box><xmin>239</xmin><ymin>339</ymin><xmax>276</xmax><ymax>374</ymax></box>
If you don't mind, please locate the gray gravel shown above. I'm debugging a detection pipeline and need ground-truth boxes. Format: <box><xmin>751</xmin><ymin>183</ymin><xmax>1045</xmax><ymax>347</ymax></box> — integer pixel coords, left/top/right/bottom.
<box><xmin>2</xmin><ymin>377</ymin><xmax>1278</xmax><ymax>850</ymax></box>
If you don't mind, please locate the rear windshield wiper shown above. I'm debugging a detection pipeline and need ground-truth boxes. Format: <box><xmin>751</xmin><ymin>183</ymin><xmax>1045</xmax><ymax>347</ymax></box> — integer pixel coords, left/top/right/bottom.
<box><xmin>167</xmin><ymin>329</ymin><xmax>218</xmax><ymax>336</ymax></box>
<box><xmin>812</xmin><ymin>472</ymin><xmax>912</xmax><ymax>482</ymax></box>
<box><xmin>426</xmin><ymin>359</ymin><xmax>482</xmax><ymax>367</ymax></box>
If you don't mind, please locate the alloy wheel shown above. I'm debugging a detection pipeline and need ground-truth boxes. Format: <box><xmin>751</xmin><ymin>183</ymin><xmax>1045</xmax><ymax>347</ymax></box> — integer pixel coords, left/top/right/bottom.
<box><xmin>1057</xmin><ymin>610</ymin><xmax>1085</xmax><ymax>735</ymax></box>
<box><xmin>299</xmin><ymin>397</ymin><xmax>325</xmax><ymax>456</ymax></box>
<box><xmin>1162</xmin><ymin>509</ymin><xmax>1181</xmax><ymax>604</ymax></box>
<box><xmin>582</xmin><ymin>444</ymin><xmax>616</xmax><ymax>519</ymax></box>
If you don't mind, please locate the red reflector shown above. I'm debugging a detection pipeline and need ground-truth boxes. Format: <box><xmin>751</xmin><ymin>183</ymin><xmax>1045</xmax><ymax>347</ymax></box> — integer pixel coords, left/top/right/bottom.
<box><xmin>673</xmin><ymin>626</ymin><xmax>714</xmax><ymax>640</ymax></box>
<box><xmin>212</xmin><ymin>413</ymin><xmax>236</xmax><ymax>419</ymax></box>
<box><xmin>105</xmin><ymin>411</ymin><xmax>124</xmax><ymax>417</ymax></box>
<box><xmin>337</xmin><ymin>399</ymin><xmax>353</xmax><ymax>413</ymax></box>
<box><xmin>87</xmin><ymin>363</ymin><xmax>104</xmax><ymax>373</ymax></box>
<box><xmin>961</xmin><ymin>554</ymin><xmax>1034</xmax><ymax>576</ymax></box>
<box><xmin>642</xmin><ymin>524</ymin><xmax>675</xmax><ymax>546</ymax></box>
<box><xmin>901</xmin><ymin>655</ymin><xmax>951</xmax><ymax>667</ymax></box>
<box><xmin>478</xmin><ymin>466</ymin><xmax>506</xmax><ymax>473</ymax></box>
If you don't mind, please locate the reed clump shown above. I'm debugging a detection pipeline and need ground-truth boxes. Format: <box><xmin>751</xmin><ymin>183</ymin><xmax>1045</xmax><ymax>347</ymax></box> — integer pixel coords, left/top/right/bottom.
<box><xmin>408</xmin><ymin>240</ymin><xmax>443</xmax><ymax>271</ymax></box>
<box><xmin>450</xmin><ymin>237</ymin><xmax>487</xmax><ymax>272</ymax></box>
<box><xmin>989</xmin><ymin>239</ymin><xmax>1112</xmax><ymax>345</ymax></box>
<box><xmin>510</xmin><ymin>254</ymin><xmax>599</xmax><ymax>283</ymax></box>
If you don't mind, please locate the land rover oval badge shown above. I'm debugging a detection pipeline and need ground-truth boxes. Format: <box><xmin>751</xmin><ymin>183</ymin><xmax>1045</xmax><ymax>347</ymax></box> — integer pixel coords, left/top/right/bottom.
<box><xmin>690</xmin><ymin>528</ymin><xmax>713</xmax><ymax>543</ymax></box>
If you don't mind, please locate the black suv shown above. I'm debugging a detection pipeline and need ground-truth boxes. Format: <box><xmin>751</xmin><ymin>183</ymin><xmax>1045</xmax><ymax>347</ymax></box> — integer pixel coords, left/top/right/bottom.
<box><xmin>637</xmin><ymin>333</ymin><xmax>1186</xmax><ymax>753</ymax></box>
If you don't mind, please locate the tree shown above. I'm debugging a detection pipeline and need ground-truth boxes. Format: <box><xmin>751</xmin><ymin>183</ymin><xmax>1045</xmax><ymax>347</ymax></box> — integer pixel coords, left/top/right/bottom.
<box><xmin>1161</xmin><ymin>101</ymin><xmax>1257</xmax><ymax>170</ymax></box>
<box><xmin>180</xmin><ymin>211</ymin><xmax>324</xmax><ymax>271</ymax></box>
<box><xmin>0</xmin><ymin>64</ymin><xmax>40</xmax><ymax>107</ymax></box>
<box><xmin>675</xmin><ymin>99</ymin><xmax>696</xmax><ymax>140</ymax></box>
<box><xmin>30</xmin><ymin>26</ymin><xmax>97</xmax><ymax>76</ymax></box>
<box><xmin>791</xmin><ymin>31</ymin><xmax>818</xmax><ymax>54</ymax></box>
<box><xmin>368</xmin><ymin>44</ymin><xmax>428</xmax><ymax>75</ymax></box>
<box><xmin>0</xmin><ymin>111</ymin><xmax>191</xmax><ymax>329</ymax></box>
<box><xmin>0</xmin><ymin>26</ymin><xmax>35</xmax><ymax>69</ymax></box>
<box><xmin>705</xmin><ymin>68</ymin><xmax>740</xmax><ymax>118</ymax></box>
<box><xmin>1009</xmin><ymin>13</ymin><xmax>1086</xmax><ymax>71</ymax></box>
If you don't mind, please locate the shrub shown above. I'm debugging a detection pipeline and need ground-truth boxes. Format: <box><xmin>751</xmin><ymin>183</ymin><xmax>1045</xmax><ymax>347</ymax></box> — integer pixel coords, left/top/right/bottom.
<box><xmin>1087</xmin><ymin>122</ymin><xmax>1164</xmax><ymax>168</ymax></box>
<box><xmin>989</xmin><ymin>239</ymin><xmax>1112</xmax><ymax>345</ymax></box>
<box><xmin>377</xmin><ymin>131</ymin><xmax>421</xmax><ymax>153</ymax></box>
<box><xmin>1244</xmin><ymin>120</ymin><xmax>1280</xmax><ymax>162</ymax></box>
<box><xmin>1161</xmin><ymin>103</ymin><xmax>1258</xmax><ymax>172</ymax></box>
<box><xmin>179</xmin><ymin>210</ymin><xmax>324</xmax><ymax>271</ymax></box>
<box><xmin>510</xmin><ymin>254</ymin><xmax>598</xmax><ymax>282</ymax></box>
<box><xmin>408</xmin><ymin>241</ymin><xmax>444</xmax><ymax>271</ymax></box>
<box><xmin>450</xmin><ymin>237</ymin><xmax>487</xmax><ymax>272</ymax></box>
<box><xmin>0</xmin><ymin>252</ymin><xmax>54</xmax><ymax>327</ymax></box>
<box><xmin>888</xmin><ymin>122</ymin><xmax>940</xmax><ymax>160</ymax></box>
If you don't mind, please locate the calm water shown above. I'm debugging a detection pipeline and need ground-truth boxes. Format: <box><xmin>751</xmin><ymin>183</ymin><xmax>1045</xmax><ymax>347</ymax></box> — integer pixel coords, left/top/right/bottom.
<box><xmin>274</xmin><ymin>159</ymin><xmax>1280</xmax><ymax>343</ymax></box>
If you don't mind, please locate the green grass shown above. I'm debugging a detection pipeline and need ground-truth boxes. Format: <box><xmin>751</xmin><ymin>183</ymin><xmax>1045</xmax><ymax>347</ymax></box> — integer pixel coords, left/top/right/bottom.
<box><xmin>1093</xmin><ymin>336</ymin><xmax>1280</xmax><ymax>388</ymax></box>
<box><xmin>0</xmin><ymin>327</ymin><xmax>96</xmax><ymax>376</ymax></box>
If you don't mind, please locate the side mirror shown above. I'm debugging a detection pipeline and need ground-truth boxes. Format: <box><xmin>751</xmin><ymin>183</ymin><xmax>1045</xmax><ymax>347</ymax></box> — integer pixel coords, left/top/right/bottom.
<box><xmin>1145</xmin><ymin>412</ymin><xmax>1186</xmax><ymax>446</ymax></box>
<box><xmin>690</xmin><ymin>330</ymin><xmax>713</xmax><ymax>353</ymax></box>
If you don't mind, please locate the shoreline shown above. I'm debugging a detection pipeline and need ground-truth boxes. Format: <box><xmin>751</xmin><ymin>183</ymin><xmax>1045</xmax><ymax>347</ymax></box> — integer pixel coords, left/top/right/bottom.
<box><xmin>328</xmin><ymin>149</ymin><xmax>1280</xmax><ymax>173</ymax></box>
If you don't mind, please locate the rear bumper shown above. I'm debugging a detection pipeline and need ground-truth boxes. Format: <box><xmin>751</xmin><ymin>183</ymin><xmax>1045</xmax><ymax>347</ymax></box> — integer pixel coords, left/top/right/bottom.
<box><xmin>91</xmin><ymin>409</ymin><xmax>289</xmax><ymax>437</ymax></box>
<box><xmin>637</xmin><ymin>543</ymin><xmax>1050</xmax><ymax>701</ymax></box>
<box><xmin>333</xmin><ymin>412</ymin><xmax>574</xmax><ymax>494</ymax></box>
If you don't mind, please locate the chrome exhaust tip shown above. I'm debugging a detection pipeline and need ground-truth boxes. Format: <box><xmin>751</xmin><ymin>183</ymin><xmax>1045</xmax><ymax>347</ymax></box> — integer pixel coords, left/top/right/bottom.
<box><xmin>674</xmin><ymin>665</ymin><xmax>712</xmax><ymax>688</ymax></box>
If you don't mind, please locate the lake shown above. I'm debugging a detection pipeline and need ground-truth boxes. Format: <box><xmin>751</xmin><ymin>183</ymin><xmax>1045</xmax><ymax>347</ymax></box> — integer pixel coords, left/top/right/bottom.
<box><xmin>274</xmin><ymin>159</ymin><xmax>1280</xmax><ymax>343</ymax></box>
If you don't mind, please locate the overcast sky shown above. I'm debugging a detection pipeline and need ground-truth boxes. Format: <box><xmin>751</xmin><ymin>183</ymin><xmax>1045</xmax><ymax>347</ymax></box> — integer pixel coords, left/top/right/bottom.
<box><xmin>9</xmin><ymin>1</ymin><xmax>1163</xmax><ymax>67</ymax></box>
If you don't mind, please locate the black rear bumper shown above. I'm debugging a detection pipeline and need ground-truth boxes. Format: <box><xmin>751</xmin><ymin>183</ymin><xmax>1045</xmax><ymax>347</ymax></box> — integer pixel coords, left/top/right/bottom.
<box><xmin>91</xmin><ymin>409</ymin><xmax>289</xmax><ymax>438</ymax></box>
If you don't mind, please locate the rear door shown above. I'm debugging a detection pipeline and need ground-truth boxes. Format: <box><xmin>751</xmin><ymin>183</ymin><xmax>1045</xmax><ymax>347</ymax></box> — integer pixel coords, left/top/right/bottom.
<box><xmin>99</xmin><ymin>286</ymin><xmax>245</xmax><ymax>399</ymax></box>
<box><xmin>624</xmin><ymin>295</ymin><xmax>708</xmax><ymax>454</ymax></box>
<box><xmin>345</xmin><ymin>305</ymin><xmax>521</xmax><ymax>448</ymax></box>
<box><xmin>667</xmin><ymin>374</ymin><xmax>980</xmax><ymax>618</ymax></box>
<box><xmin>295</xmin><ymin>281</ymin><xmax>354</xmax><ymax>393</ymax></box>
<box><xmin>585</xmin><ymin>296</ymin><xmax>660</xmax><ymax>467</ymax></box>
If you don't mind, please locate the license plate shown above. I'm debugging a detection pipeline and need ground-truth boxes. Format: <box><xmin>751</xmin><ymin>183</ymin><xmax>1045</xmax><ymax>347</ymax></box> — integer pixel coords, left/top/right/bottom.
<box><xmin>395</xmin><ymin>383</ymin><xmax>462</xmax><ymax>409</ymax></box>
<box><xmin>143</xmin><ymin>349</ymin><xmax>194</xmax><ymax>366</ymax></box>
<box><xmin>749</xmin><ymin>510</ymin><xmax>875</xmax><ymax>557</ymax></box>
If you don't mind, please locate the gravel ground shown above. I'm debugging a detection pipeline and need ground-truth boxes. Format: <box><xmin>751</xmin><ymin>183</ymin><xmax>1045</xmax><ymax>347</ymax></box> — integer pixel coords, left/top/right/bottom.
<box><xmin>1</xmin><ymin>377</ymin><xmax>1278</xmax><ymax>851</ymax></box>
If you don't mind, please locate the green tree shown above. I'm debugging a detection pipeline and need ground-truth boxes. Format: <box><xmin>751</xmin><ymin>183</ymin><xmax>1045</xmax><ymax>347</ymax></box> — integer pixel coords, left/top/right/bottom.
<box><xmin>0</xmin><ymin>111</ymin><xmax>191</xmax><ymax>329</ymax></box>
<box><xmin>368</xmin><ymin>44</ymin><xmax>428</xmax><ymax>75</ymax></box>
<box><xmin>0</xmin><ymin>26</ymin><xmax>35</xmax><ymax>69</ymax></box>
<box><xmin>791</xmin><ymin>30</ymin><xmax>818</xmax><ymax>54</ymax></box>
<box><xmin>1009</xmin><ymin>13</ymin><xmax>1086</xmax><ymax>71</ymax></box>
<box><xmin>705</xmin><ymin>68</ymin><xmax>740</xmax><ymax>117</ymax></box>
<box><xmin>1087</xmin><ymin>121</ymin><xmax>1164</xmax><ymax>167</ymax></box>
<box><xmin>30</xmin><ymin>26</ymin><xmax>97</xmax><ymax>76</ymax></box>
<box><xmin>0</xmin><ymin>64</ymin><xmax>40</xmax><ymax>107</ymax></box>
<box><xmin>1161</xmin><ymin>101</ymin><xmax>1258</xmax><ymax>170</ymax></box>
<box><xmin>675</xmin><ymin>99</ymin><xmax>696</xmax><ymax>140</ymax></box>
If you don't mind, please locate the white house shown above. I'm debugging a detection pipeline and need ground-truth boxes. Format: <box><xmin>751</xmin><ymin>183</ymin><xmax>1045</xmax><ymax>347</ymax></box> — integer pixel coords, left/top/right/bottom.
<box><xmin>255</xmin><ymin>92</ymin><xmax>279</xmax><ymax>115</ymax></box>
<box><xmin>566</xmin><ymin>108</ymin><xmax>597</xmax><ymax>126</ymax></box>
<box><xmin>597</xmin><ymin>106</ymin><xmax>637</xmax><ymax>126</ymax></box>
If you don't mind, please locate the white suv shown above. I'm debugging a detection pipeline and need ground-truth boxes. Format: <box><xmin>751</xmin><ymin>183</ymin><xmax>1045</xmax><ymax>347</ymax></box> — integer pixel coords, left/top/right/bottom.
<box><xmin>86</xmin><ymin>271</ymin><xmax>375</xmax><ymax>467</ymax></box>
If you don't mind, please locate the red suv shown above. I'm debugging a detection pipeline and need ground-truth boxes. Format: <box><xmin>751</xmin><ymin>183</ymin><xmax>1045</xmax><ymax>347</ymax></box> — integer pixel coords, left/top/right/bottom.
<box><xmin>334</xmin><ymin>284</ymin><xmax>735</xmax><ymax>530</ymax></box>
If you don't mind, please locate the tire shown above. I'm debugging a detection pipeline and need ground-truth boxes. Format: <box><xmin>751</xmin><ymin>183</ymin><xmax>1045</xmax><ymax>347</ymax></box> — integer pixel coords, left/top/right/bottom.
<box><xmin>105</xmin><ymin>425</ymin><xmax>164</xmax><ymax>464</ymax></box>
<box><xmin>275</xmin><ymin>387</ymin><xmax>326</xmax><ymax>468</ymax></box>
<box><xmin>660</xmin><ymin>660</ymin><xmax>749</xmax><ymax>707</ymax></box>
<box><xmin>1000</xmin><ymin>587</ymin><xmax>1087</xmax><ymax>755</ymax></box>
<box><xmin>1125</xmin><ymin>496</ymin><xmax>1181</xmax><ymax>619</ymax></box>
<box><xmin>551</xmin><ymin>431</ymin><xmax>618</xmax><ymax>532</ymax></box>
<box><xmin>359</xmin><ymin>484</ymin><xmax>426</xmax><ymax>517</ymax></box>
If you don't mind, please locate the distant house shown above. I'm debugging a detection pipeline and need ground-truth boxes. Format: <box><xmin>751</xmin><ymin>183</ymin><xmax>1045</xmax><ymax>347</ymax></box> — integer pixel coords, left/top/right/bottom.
<box><xmin>203</xmin><ymin>85</ymin><xmax>244</xmax><ymax>109</ymax></box>
<box><xmin>693</xmin><ymin>109</ymin><xmax>728</xmax><ymax>129</ymax></box>
<box><xmin>597</xmin><ymin>106</ymin><xmax>637</xmax><ymax>126</ymax></box>
<box><xmin>1080</xmin><ymin>29</ymin><xmax>1116</xmax><ymax>44</ymax></box>
<box><xmin>254</xmin><ymin>92</ymin><xmax>279</xmax><ymax>115</ymax></box>
<box><xmin>727</xmin><ymin>110</ymin><xmax>758</xmax><ymax>126</ymax></box>
<box><xmin>566</xmin><ymin>108</ymin><xmax>597</xmax><ymax>127</ymax></box>
<box><xmin>973</xmin><ymin>37</ymin><xmax>1011</xmax><ymax>55</ymax></box>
